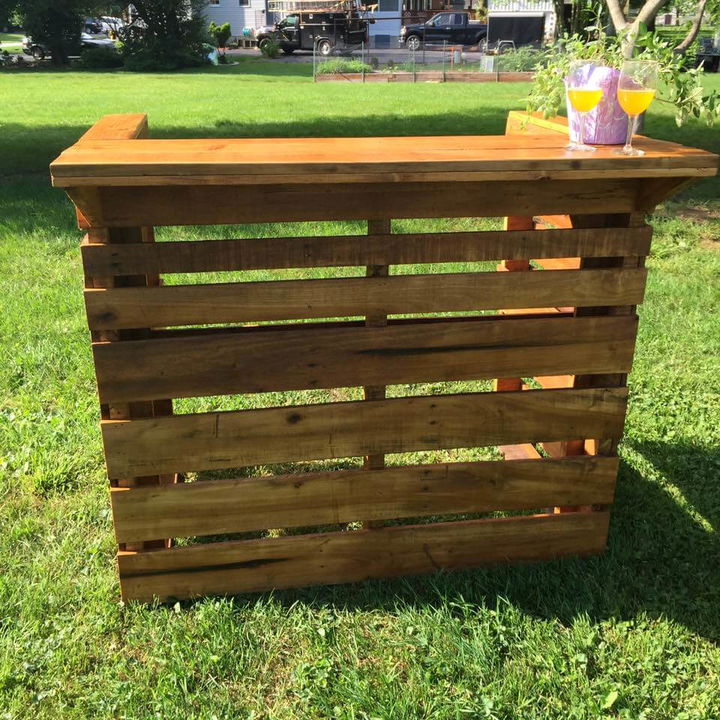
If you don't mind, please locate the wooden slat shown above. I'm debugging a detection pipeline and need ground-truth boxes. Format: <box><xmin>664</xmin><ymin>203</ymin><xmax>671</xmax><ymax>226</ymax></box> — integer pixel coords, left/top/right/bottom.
<box><xmin>66</xmin><ymin>178</ymin><xmax>646</xmax><ymax>227</ymax></box>
<box><xmin>84</xmin><ymin>267</ymin><xmax>647</xmax><ymax>330</ymax></box>
<box><xmin>111</xmin><ymin>455</ymin><xmax>617</xmax><ymax>543</ymax></box>
<box><xmin>79</xmin><ymin>226</ymin><xmax>652</xmax><ymax>277</ymax></box>
<box><xmin>93</xmin><ymin>314</ymin><xmax>639</xmax><ymax>403</ymax></box>
<box><xmin>50</xmin><ymin>131</ymin><xmax>718</xmax><ymax>186</ymax></box>
<box><xmin>101</xmin><ymin>387</ymin><xmax>628</xmax><ymax>478</ymax></box>
<box><xmin>116</xmin><ymin>510</ymin><xmax>610</xmax><ymax>601</ymax></box>
<box><xmin>77</xmin><ymin>114</ymin><xmax>148</xmax><ymax>143</ymax></box>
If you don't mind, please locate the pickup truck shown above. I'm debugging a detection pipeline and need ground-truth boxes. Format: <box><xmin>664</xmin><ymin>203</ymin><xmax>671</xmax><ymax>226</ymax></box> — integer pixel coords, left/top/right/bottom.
<box><xmin>401</xmin><ymin>12</ymin><xmax>487</xmax><ymax>51</ymax></box>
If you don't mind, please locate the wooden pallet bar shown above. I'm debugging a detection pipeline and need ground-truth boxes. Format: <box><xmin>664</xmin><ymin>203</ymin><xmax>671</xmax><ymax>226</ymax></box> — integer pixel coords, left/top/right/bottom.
<box><xmin>50</xmin><ymin>113</ymin><xmax>718</xmax><ymax>602</ymax></box>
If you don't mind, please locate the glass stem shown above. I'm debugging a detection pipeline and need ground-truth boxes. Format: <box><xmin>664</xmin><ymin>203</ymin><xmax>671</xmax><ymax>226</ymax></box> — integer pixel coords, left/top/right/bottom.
<box><xmin>579</xmin><ymin>111</ymin><xmax>586</xmax><ymax>146</ymax></box>
<box><xmin>624</xmin><ymin>114</ymin><xmax>636</xmax><ymax>153</ymax></box>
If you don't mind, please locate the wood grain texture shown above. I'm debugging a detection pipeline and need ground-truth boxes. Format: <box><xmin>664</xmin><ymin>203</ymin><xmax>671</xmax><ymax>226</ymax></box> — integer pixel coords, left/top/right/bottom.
<box><xmin>92</xmin><ymin>315</ymin><xmax>639</xmax><ymax>403</ymax></box>
<box><xmin>101</xmin><ymin>388</ymin><xmax>628</xmax><ymax>478</ymax></box>
<box><xmin>116</xmin><ymin>510</ymin><xmax>611</xmax><ymax>601</ymax></box>
<box><xmin>50</xmin><ymin>131</ymin><xmax>718</xmax><ymax>187</ymax></box>
<box><xmin>85</xmin><ymin>267</ymin><xmax>647</xmax><ymax>330</ymax></box>
<box><xmin>77</xmin><ymin>113</ymin><xmax>148</xmax><ymax>143</ymax></box>
<box><xmin>67</xmin><ymin>179</ymin><xmax>644</xmax><ymax>227</ymax></box>
<box><xmin>79</xmin><ymin>226</ymin><xmax>652</xmax><ymax>277</ymax></box>
<box><xmin>111</xmin><ymin>455</ymin><xmax>618</xmax><ymax>543</ymax></box>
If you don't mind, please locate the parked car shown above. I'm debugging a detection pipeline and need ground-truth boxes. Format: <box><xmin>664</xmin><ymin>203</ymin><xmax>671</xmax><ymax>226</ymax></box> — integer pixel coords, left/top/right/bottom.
<box><xmin>401</xmin><ymin>12</ymin><xmax>487</xmax><ymax>51</ymax></box>
<box><xmin>22</xmin><ymin>32</ymin><xmax>116</xmax><ymax>60</ymax></box>
<box><xmin>256</xmin><ymin>11</ymin><xmax>371</xmax><ymax>56</ymax></box>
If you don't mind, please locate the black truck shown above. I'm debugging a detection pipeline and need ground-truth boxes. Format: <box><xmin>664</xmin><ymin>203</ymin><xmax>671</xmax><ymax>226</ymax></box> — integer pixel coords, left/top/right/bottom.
<box><xmin>256</xmin><ymin>11</ymin><xmax>370</xmax><ymax>56</ymax></box>
<box><xmin>401</xmin><ymin>12</ymin><xmax>487</xmax><ymax>51</ymax></box>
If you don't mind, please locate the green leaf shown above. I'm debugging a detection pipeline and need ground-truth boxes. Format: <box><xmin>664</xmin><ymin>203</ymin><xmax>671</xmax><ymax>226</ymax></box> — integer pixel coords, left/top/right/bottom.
<box><xmin>603</xmin><ymin>690</ymin><xmax>619</xmax><ymax>710</ymax></box>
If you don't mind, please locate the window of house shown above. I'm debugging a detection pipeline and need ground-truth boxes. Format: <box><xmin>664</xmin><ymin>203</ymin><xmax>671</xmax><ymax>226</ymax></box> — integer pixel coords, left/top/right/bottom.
<box><xmin>379</xmin><ymin>0</ymin><xmax>399</xmax><ymax>11</ymax></box>
<box><xmin>239</xmin><ymin>0</ymin><xmax>249</xmax><ymax>5</ymax></box>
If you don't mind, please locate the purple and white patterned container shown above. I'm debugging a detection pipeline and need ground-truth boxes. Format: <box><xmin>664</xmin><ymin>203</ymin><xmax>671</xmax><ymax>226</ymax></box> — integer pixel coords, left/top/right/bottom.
<box><xmin>566</xmin><ymin>65</ymin><xmax>628</xmax><ymax>145</ymax></box>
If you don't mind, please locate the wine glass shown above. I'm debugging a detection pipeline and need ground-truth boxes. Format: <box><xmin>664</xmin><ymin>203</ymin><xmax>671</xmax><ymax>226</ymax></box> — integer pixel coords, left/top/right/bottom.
<box><xmin>565</xmin><ymin>60</ymin><xmax>604</xmax><ymax>152</ymax></box>
<box><xmin>615</xmin><ymin>60</ymin><xmax>658</xmax><ymax>156</ymax></box>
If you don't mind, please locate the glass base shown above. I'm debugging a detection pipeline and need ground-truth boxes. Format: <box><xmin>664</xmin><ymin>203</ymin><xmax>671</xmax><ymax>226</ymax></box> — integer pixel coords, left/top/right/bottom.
<box><xmin>566</xmin><ymin>141</ymin><xmax>597</xmax><ymax>152</ymax></box>
<box><xmin>613</xmin><ymin>146</ymin><xmax>645</xmax><ymax>156</ymax></box>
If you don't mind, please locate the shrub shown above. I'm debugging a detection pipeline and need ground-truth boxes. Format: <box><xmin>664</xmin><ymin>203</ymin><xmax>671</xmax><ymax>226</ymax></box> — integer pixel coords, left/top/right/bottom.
<box><xmin>495</xmin><ymin>47</ymin><xmax>547</xmax><ymax>72</ymax></box>
<box><xmin>316</xmin><ymin>59</ymin><xmax>373</xmax><ymax>74</ymax></box>
<box><xmin>260</xmin><ymin>38</ymin><xmax>281</xmax><ymax>59</ymax></box>
<box><xmin>209</xmin><ymin>21</ymin><xmax>232</xmax><ymax>49</ymax></box>
<box><xmin>77</xmin><ymin>46</ymin><xmax>123</xmax><ymax>69</ymax></box>
<box><xmin>119</xmin><ymin>0</ymin><xmax>208</xmax><ymax>72</ymax></box>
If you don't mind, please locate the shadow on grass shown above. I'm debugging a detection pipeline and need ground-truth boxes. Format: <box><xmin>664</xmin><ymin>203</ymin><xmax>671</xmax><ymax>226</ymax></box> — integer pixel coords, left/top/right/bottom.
<box><xmin>205</xmin><ymin>441</ymin><xmax>720</xmax><ymax>642</ymax></box>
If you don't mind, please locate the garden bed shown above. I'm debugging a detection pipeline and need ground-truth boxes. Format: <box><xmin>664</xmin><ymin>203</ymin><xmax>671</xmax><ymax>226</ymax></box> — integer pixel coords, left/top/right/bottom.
<box><xmin>314</xmin><ymin>71</ymin><xmax>535</xmax><ymax>83</ymax></box>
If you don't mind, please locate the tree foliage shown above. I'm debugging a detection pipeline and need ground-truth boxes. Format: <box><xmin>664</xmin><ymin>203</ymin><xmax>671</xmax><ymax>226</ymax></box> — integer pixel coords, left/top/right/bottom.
<box><xmin>16</xmin><ymin>0</ymin><xmax>89</xmax><ymax>65</ymax></box>
<box><xmin>120</xmin><ymin>0</ymin><xmax>209</xmax><ymax>71</ymax></box>
<box><xmin>209</xmin><ymin>21</ymin><xmax>231</xmax><ymax>49</ymax></box>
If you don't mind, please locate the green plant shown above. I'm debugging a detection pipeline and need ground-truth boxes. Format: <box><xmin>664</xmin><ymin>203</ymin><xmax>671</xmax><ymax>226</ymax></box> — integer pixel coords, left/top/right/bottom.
<box><xmin>119</xmin><ymin>0</ymin><xmax>208</xmax><ymax>71</ymax></box>
<box><xmin>496</xmin><ymin>47</ymin><xmax>549</xmax><ymax>72</ymax></box>
<box><xmin>260</xmin><ymin>37</ymin><xmax>281</xmax><ymax>59</ymax></box>
<box><xmin>76</xmin><ymin>46</ymin><xmax>123</xmax><ymax>69</ymax></box>
<box><xmin>209</xmin><ymin>21</ymin><xmax>231</xmax><ymax>50</ymax></box>
<box><xmin>316</xmin><ymin>58</ymin><xmax>372</xmax><ymax>74</ymax></box>
<box><xmin>527</xmin><ymin>32</ymin><xmax>720</xmax><ymax>127</ymax></box>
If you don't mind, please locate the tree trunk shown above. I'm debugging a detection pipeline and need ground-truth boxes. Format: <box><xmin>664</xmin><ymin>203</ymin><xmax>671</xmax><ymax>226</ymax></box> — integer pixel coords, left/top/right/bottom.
<box><xmin>674</xmin><ymin>0</ymin><xmax>708</xmax><ymax>54</ymax></box>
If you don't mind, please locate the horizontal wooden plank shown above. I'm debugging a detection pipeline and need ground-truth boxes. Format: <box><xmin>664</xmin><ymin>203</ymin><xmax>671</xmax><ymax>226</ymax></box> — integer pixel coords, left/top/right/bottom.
<box><xmin>116</xmin><ymin>510</ymin><xmax>611</xmax><ymax>601</ymax></box>
<box><xmin>93</xmin><ymin>315</ymin><xmax>639</xmax><ymax>403</ymax></box>
<box><xmin>101</xmin><ymin>387</ymin><xmax>628</xmax><ymax>478</ymax></box>
<box><xmin>50</xmin><ymin>130</ymin><xmax>718</xmax><ymax>187</ymax></box>
<box><xmin>85</xmin><ymin>267</ymin><xmax>647</xmax><ymax>330</ymax></box>
<box><xmin>149</xmin><ymin>311</ymin><xmax>574</xmax><ymax>339</ymax></box>
<box><xmin>111</xmin><ymin>455</ymin><xmax>618</xmax><ymax>543</ymax></box>
<box><xmin>66</xmin><ymin>178</ymin><xmax>645</xmax><ymax>227</ymax></box>
<box><xmin>80</xmin><ymin>225</ymin><xmax>652</xmax><ymax>277</ymax></box>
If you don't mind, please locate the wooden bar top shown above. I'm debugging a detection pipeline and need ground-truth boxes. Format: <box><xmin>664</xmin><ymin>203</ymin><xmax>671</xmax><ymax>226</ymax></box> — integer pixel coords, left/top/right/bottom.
<box><xmin>50</xmin><ymin>113</ymin><xmax>718</xmax><ymax>188</ymax></box>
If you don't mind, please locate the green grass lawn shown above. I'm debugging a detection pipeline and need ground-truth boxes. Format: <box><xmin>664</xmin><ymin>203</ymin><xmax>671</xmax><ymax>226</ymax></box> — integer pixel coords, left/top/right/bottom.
<box><xmin>1</xmin><ymin>63</ymin><xmax>719</xmax><ymax>719</ymax></box>
<box><xmin>0</xmin><ymin>32</ymin><xmax>23</xmax><ymax>53</ymax></box>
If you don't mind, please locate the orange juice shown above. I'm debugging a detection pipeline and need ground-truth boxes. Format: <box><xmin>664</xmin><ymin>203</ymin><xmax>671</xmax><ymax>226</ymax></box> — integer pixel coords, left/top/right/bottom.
<box><xmin>617</xmin><ymin>88</ymin><xmax>656</xmax><ymax>116</ymax></box>
<box><xmin>567</xmin><ymin>88</ymin><xmax>603</xmax><ymax>112</ymax></box>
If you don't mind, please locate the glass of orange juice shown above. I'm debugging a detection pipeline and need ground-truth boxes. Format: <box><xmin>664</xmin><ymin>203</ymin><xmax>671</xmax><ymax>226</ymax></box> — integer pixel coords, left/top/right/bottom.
<box><xmin>615</xmin><ymin>60</ymin><xmax>658</xmax><ymax>156</ymax></box>
<box><xmin>565</xmin><ymin>60</ymin><xmax>603</xmax><ymax>152</ymax></box>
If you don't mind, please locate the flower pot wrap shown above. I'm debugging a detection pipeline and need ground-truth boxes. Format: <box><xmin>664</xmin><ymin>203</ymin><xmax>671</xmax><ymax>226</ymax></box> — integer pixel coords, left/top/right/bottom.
<box><xmin>566</xmin><ymin>65</ymin><xmax>628</xmax><ymax>145</ymax></box>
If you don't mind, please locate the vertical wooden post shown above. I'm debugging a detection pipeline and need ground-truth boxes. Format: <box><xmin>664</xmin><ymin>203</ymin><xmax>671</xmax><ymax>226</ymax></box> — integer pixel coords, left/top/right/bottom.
<box><xmin>73</xmin><ymin>115</ymin><xmax>177</xmax><ymax>556</ymax></box>
<box><xmin>85</xmin><ymin>227</ymin><xmax>174</xmax><ymax>552</ymax></box>
<box><xmin>494</xmin><ymin>216</ymin><xmax>534</xmax><ymax>394</ymax></box>
<box><xmin>363</xmin><ymin>219</ymin><xmax>391</xmax><ymax>528</ymax></box>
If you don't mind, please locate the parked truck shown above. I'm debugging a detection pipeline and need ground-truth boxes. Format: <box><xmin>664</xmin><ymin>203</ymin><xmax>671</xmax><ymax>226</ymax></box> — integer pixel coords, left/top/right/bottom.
<box><xmin>401</xmin><ymin>12</ymin><xmax>487</xmax><ymax>51</ymax></box>
<box><xmin>256</xmin><ymin>10</ymin><xmax>370</xmax><ymax>55</ymax></box>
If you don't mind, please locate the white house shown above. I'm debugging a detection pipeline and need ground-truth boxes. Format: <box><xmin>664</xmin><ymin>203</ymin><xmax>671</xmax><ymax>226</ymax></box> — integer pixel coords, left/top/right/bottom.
<box><xmin>487</xmin><ymin>0</ymin><xmax>560</xmax><ymax>45</ymax></box>
<box><xmin>204</xmin><ymin>0</ymin><xmax>271</xmax><ymax>37</ymax></box>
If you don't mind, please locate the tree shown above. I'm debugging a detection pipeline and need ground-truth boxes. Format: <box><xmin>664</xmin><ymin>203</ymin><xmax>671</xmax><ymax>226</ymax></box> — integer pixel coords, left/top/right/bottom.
<box><xmin>605</xmin><ymin>0</ymin><xmax>714</xmax><ymax>57</ymax></box>
<box><xmin>673</xmin><ymin>0</ymin><xmax>719</xmax><ymax>53</ymax></box>
<box><xmin>19</xmin><ymin>0</ymin><xmax>86</xmax><ymax>65</ymax></box>
<box><xmin>121</xmin><ymin>0</ymin><xmax>209</xmax><ymax>71</ymax></box>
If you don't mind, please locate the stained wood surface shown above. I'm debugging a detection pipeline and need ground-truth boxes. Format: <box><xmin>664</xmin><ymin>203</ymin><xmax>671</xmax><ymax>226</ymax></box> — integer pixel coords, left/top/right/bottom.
<box><xmin>67</xmin><ymin>179</ymin><xmax>646</xmax><ymax>227</ymax></box>
<box><xmin>84</xmin><ymin>267</ymin><xmax>647</xmax><ymax>330</ymax></box>
<box><xmin>80</xmin><ymin>226</ymin><xmax>652</xmax><ymax>276</ymax></box>
<box><xmin>77</xmin><ymin>113</ymin><xmax>148</xmax><ymax>143</ymax></box>
<box><xmin>116</xmin><ymin>511</ymin><xmax>610</xmax><ymax>601</ymax></box>
<box><xmin>51</xmin><ymin>130</ymin><xmax>718</xmax><ymax>187</ymax></box>
<box><xmin>111</xmin><ymin>455</ymin><xmax>617</xmax><ymax>543</ymax></box>
<box><xmin>93</xmin><ymin>315</ymin><xmax>639</xmax><ymax>403</ymax></box>
<box><xmin>101</xmin><ymin>387</ymin><xmax>628</xmax><ymax>478</ymax></box>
